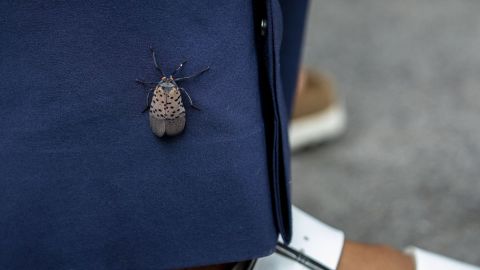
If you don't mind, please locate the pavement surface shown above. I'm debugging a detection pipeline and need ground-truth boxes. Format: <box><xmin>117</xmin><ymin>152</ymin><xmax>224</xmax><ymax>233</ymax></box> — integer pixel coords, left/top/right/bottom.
<box><xmin>292</xmin><ymin>0</ymin><xmax>480</xmax><ymax>265</ymax></box>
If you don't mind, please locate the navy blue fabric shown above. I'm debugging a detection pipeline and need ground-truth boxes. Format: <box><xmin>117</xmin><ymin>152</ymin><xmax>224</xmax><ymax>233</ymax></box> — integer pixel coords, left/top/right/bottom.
<box><xmin>254</xmin><ymin>0</ymin><xmax>308</xmax><ymax>246</ymax></box>
<box><xmin>0</xmin><ymin>1</ymin><xmax>280</xmax><ymax>269</ymax></box>
<box><xmin>262</xmin><ymin>0</ymin><xmax>291</xmax><ymax>244</ymax></box>
<box><xmin>264</xmin><ymin>0</ymin><xmax>310</xmax><ymax>245</ymax></box>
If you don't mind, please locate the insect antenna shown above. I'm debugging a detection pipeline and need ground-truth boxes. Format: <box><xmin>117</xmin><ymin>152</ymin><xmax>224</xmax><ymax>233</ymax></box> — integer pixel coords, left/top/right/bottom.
<box><xmin>149</xmin><ymin>46</ymin><xmax>165</xmax><ymax>77</ymax></box>
<box><xmin>175</xmin><ymin>66</ymin><xmax>210</xmax><ymax>82</ymax></box>
<box><xmin>171</xmin><ymin>61</ymin><xmax>188</xmax><ymax>77</ymax></box>
<box><xmin>136</xmin><ymin>79</ymin><xmax>159</xmax><ymax>85</ymax></box>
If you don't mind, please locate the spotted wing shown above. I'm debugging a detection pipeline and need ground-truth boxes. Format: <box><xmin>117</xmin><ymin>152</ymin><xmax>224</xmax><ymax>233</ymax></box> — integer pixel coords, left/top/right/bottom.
<box><xmin>164</xmin><ymin>87</ymin><xmax>186</xmax><ymax>136</ymax></box>
<box><xmin>148</xmin><ymin>86</ymin><xmax>167</xmax><ymax>137</ymax></box>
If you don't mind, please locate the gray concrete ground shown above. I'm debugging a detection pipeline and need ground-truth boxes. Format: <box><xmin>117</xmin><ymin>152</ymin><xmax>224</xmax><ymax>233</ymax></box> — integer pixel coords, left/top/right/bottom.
<box><xmin>292</xmin><ymin>0</ymin><xmax>480</xmax><ymax>264</ymax></box>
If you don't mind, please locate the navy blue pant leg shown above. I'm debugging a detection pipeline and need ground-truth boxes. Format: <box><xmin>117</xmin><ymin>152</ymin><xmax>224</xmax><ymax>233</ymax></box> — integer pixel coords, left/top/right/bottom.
<box><xmin>0</xmin><ymin>1</ymin><xmax>278</xmax><ymax>269</ymax></box>
<box><xmin>260</xmin><ymin>0</ymin><xmax>310</xmax><ymax>246</ymax></box>
<box><xmin>0</xmin><ymin>0</ymin><xmax>309</xmax><ymax>269</ymax></box>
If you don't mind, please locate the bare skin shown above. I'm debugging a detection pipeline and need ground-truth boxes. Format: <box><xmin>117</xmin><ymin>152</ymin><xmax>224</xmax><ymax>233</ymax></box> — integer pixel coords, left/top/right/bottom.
<box><xmin>337</xmin><ymin>241</ymin><xmax>415</xmax><ymax>270</ymax></box>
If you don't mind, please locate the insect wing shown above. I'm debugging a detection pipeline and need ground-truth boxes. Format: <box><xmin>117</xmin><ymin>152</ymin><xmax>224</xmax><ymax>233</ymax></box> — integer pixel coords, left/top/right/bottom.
<box><xmin>164</xmin><ymin>87</ymin><xmax>186</xmax><ymax>136</ymax></box>
<box><xmin>149</xmin><ymin>85</ymin><xmax>167</xmax><ymax>137</ymax></box>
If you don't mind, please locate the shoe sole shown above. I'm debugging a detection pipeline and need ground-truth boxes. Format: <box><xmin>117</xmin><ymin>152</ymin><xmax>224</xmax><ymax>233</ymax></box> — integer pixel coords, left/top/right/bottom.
<box><xmin>289</xmin><ymin>104</ymin><xmax>347</xmax><ymax>152</ymax></box>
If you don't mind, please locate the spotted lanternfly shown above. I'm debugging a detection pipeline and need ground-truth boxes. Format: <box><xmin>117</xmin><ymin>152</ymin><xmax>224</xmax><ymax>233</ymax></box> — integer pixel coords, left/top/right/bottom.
<box><xmin>136</xmin><ymin>47</ymin><xmax>209</xmax><ymax>137</ymax></box>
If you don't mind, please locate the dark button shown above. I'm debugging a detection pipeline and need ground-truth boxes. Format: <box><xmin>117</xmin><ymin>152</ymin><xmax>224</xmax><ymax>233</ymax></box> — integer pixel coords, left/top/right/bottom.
<box><xmin>260</xmin><ymin>19</ymin><xmax>267</xmax><ymax>36</ymax></box>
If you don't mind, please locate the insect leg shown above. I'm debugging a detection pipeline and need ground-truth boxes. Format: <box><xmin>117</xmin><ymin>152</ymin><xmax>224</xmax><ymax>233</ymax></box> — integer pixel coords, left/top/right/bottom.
<box><xmin>174</xmin><ymin>66</ymin><xmax>210</xmax><ymax>82</ymax></box>
<box><xmin>142</xmin><ymin>88</ymin><xmax>155</xmax><ymax>113</ymax></box>
<box><xmin>171</xmin><ymin>60</ymin><xmax>188</xmax><ymax>76</ymax></box>
<box><xmin>149</xmin><ymin>46</ymin><xmax>165</xmax><ymax>77</ymax></box>
<box><xmin>180</xmin><ymin>87</ymin><xmax>201</xmax><ymax>110</ymax></box>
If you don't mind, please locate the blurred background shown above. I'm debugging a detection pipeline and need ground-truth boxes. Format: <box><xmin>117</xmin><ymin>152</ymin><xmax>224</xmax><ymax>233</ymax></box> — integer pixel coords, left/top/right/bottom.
<box><xmin>291</xmin><ymin>0</ymin><xmax>480</xmax><ymax>265</ymax></box>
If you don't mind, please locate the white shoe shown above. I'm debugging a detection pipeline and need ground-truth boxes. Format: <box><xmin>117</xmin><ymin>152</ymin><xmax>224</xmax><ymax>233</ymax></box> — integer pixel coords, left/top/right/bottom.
<box><xmin>405</xmin><ymin>247</ymin><xmax>480</xmax><ymax>270</ymax></box>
